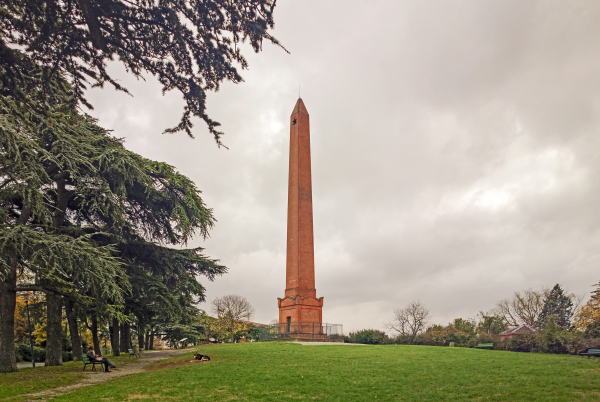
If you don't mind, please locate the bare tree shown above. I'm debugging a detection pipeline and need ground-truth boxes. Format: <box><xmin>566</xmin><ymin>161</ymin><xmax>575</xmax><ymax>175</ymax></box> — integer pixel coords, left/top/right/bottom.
<box><xmin>385</xmin><ymin>300</ymin><xmax>431</xmax><ymax>343</ymax></box>
<box><xmin>495</xmin><ymin>286</ymin><xmax>583</xmax><ymax>328</ymax></box>
<box><xmin>211</xmin><ymin>295</ymin><xmax>255</xmax><ymax>343</ymax></box>
<box><xmin>495</xmin><ymin>288</ymin><xmax>547</xmax><ymax>327</ymax></box>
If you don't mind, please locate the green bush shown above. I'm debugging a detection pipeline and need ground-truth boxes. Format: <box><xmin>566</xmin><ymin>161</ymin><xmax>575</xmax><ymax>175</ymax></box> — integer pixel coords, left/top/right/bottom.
<box><xmin>419</xmin><ymin>326</ymin><xmax>474</xmax><ymax>347</ymax></box>
<box><xmin>62</xmin><ymin>351</ymin><xmax>73</xmax><ymax>362</ymax></box>
<box><xmin>506</xmin><ymin>333</ymin><xmax>542</xmax><ymax>353</ymax></box>
<box><xmin>14</xmin><ymin>346</ymin><xmax>23</xmax><ymax>362</ymax></box>
<box><xmin>564</xmin><ymin>334</ymin><xmax>600</xmax><ymax>355</ymax></box>
<box><xmin>394</xmin><ymin>334</ymin><xmax>409</xmax><ymax>344</ymax></box>
<box><xmin>540</xmin><ymin>315</ymin><xmax>568</xmax><ymax>354</ymax></box>
<box><xmin>584</xmin><ymin>320</ymin><xmax>600</xmax><ymax>338</ymax></box>
<box><xmin>470</xmin><ymin>334</ymin><xmax>502</xmax><ymax>349</ymax></box>
<box><xmin>16</xmin><ymin>343</ymin><xmax>46</xmax><ymax>362</ymax></box>
<box><xmin>347</xmin><ymin>329</ymin><xmax>390</xmax><ymax>344</ymax></box>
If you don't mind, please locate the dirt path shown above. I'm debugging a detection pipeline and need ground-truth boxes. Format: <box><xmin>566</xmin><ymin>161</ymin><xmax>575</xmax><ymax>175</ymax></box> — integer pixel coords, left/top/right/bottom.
<box><xmin>20</xmin><ymin>349</ymin><xmax>192</xmax><ymax>401</ymax></box>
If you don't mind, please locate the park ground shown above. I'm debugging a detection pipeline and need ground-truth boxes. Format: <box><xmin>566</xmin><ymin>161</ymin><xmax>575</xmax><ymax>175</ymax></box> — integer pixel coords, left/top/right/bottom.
<box><xmin>2</xmin><ymin>343</ymin><xmax>600</xmax><ymax>401</ymax></box>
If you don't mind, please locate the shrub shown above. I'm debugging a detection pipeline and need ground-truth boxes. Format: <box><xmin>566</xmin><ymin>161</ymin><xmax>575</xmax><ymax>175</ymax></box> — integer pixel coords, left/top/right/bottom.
<box><xmin>564</xmin><ymin>335</ymin><xmax>600</xmax><ymax>355</ymax></box>
<box><xmin>62</xmin><ymin>351</ymin><xmax>73</xmax><ymax>362</ymax></box>
<box><xmin>584</xmin><ymin>320</ymin><xmax>600</xmax><ymax>338</ymax></box>
<box><xmin>506</xmin><ymin>333</ymin><xmax>542</xmax><ymax>353</ymax></box>
<box><xmin>62</xmin><ymin>331</ymin><xmax>72</xmax><ymax>352</ymax></box>
<box><xmin>328</xmin><ymin>334</ymin><xmax>345</xmax><ymax>342</ymax></box>
<box><xmin>17</xmin><ymin>343</ymin><xmax>46</xmax><ymax>362</ymax></box>
<box><xmin>540</xmin><ymin>315</ymin><xmax>568</xmax><ymax>354</ymax></box>
<box><xmin>394</xmin><ymin>334</ymin><xmax>410</xmax><ymax>344</ymax></box>
<box><xmin>471</xmin><ymin>334</ymin><xmax>501</xmax><ymax>348</ymax></box>
<box><xmin>14</xmin><ymin>345</ymin><xmax>23</xmax><ymax>362</ymax></box>
<box><xmin>347</xmin><ymin>329</ymin><xmax>390</xmax><ymax>344</ymax></box>
<box><xmin>419</xmin><ymin>326</ymin><xmax>474</xmax><ymax>347</ymax></box>
<box><xmin>500</xmin><ymin>325</ymin><xmax>586</xmax><ymax>355</ymax></box>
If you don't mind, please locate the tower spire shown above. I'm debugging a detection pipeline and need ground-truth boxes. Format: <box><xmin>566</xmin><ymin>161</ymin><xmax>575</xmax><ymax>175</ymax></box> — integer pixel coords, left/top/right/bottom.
<box><xmin>278</xmin><ymin>98</ymin><xmax>323</xmax><ymax>330</ymax></box>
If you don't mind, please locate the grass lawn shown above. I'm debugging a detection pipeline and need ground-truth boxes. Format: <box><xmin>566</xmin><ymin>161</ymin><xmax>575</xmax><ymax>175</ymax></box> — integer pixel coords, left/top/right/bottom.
<box><xmin>0</xmin><ymin>353</ymin><xmax>132</xmax><ymax>401</ymax></box>
<box><xmin>37</xmin><ymin>342</ymin><xmax>600</xmax><ymax>401</ymax></box>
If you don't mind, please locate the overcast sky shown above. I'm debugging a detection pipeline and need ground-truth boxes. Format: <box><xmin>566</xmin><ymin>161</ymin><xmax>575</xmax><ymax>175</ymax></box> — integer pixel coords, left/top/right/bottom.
<box><xmin>87</xmin><ymin>1</ymin><xmax>600</xmax><ymax>333</ymax></box>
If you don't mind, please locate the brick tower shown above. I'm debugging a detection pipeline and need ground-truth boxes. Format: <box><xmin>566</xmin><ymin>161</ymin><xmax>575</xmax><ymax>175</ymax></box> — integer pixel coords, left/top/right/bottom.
<box><xmin>277</xmin><ymin>98</ymin><xmax>324</xmax><ymax>333</ymax></box>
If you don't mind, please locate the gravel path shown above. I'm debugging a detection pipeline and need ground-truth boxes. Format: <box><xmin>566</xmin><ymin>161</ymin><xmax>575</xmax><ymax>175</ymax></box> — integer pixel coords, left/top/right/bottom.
<box><xmin>20</xmin><ymin>349</ymin><xmax>192</xmax><ymax>401</ymax></box>
<box><xmin>16</xmin><ymin>361</ymin><xmax>38</xmax><ymax>369</ymax></box>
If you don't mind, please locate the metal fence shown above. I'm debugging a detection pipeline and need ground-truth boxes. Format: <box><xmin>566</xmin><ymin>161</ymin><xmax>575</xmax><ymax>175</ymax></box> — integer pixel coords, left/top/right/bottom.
<box><xmin>258</xmin><ymin>322</ymin><xmax>344</xmax><ymax>341</ymax></box>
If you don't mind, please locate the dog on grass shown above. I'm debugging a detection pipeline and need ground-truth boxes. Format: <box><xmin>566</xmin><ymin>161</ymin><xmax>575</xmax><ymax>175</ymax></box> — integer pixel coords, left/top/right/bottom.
<box><xmin>193</xmin><ymin>353</ymin><xmax>210</xmax><ymax>362</ymax></box>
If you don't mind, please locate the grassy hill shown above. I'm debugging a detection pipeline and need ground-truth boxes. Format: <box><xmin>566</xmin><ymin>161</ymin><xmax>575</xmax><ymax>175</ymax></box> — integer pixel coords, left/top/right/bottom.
<box><xmin>9</xmin><ymin>342</ymin><xmax>600</xmax><ymax>401</ymax></box>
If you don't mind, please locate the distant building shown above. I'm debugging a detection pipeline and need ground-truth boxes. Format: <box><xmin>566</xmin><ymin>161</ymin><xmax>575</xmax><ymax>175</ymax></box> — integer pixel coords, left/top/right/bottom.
<box><xmin>499</xmin><ymin>324</ymin><xmax>536</xmax><ymax>340</ymax></box>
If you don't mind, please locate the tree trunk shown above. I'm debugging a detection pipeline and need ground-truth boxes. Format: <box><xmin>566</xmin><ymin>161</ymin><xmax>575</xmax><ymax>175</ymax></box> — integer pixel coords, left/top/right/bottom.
<box><xmin>149</xmin><ymin>329</ymin><xmax>154</xmax><ymax>350</ymax></box>
<box><xmin>127</xmin><ymin>322</ymin><xmax>132</xmax><ymax>350</ymax></box>
<box><xmin>138</xmin><ymin>330</ymin><xmax>144</xmax><ymax>351</ymax></box>
<box><xmin>111</xmin><ymin>317</ymin><xmax>120</xmax><ymax>356</ymax></box>
<box><xmin>0</xmin><ymin>265</ymin><xmax>18</xmax><ymax>372</ymax></box>
<box><xmin>45</xmin><ymin>182</ymin><xmax>70</xmax><ymax>368</ymax></box>
<box><xmin>65</xmin><ymin>299</ymin><xmax>82</xmax><ymax>361</ymax></box>
<box><xmin>45</xmin><ymin>292</ymin><xmax>63</xmax><ymax>366</ymax></box>
<box><xmin>91</xmin><ymin>312</ymin><xmax>101</xmax><ymax>355</ymax></box>
<box><xmin>119</xmin><ymin>321</ymin><xmax>128</xmax><ymax>352</ymax></box>
<box><xmin>144</xmin><ymin>331</ymin><xmax>149</xmax><ymax>351</ymax></box>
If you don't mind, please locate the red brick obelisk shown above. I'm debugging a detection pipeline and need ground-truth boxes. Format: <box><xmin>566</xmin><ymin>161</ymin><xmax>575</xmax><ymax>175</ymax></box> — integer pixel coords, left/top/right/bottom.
<box><xmin>278</xmin><ymin>98</ymin><xmax>324</xmax><ymax>332</ymax></box>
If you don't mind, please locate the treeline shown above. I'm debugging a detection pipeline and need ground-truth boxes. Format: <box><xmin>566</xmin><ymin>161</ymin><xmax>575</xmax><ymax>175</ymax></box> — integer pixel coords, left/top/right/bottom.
<box><xmin>11</xmin><ymin>293</ymin><xmax>217</xmax><ymax>364</ymax></box>
<box><xmin>346</xmin><ymin>283</ymin><xmax>600</xmax><ymax>355</ymax></box>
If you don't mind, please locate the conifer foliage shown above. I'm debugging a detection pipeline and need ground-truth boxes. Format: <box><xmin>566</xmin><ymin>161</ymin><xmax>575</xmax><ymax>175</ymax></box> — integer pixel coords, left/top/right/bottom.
<box><xmin>0</xmin><ymin>0</ymin><xmax>279</xmax><ymax>372</ymax></box>
<box><xmin>0</xmin><ymin>0</ymin><xmax>283</xmax><ymax>144</ymax></box>
<box><xmin>535</xmin><ymin>284</ymin><xmax>574</xmax><ymax>330</ymax></box>
<box><xmin>0</xmin><ymin>47</ymin><xmax>226</xmax><ymax>372</ymax></box>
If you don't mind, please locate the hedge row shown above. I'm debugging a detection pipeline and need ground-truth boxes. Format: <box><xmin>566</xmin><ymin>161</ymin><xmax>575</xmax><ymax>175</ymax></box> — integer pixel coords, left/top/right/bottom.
<box><xmin>14</xmin><ymin>343</ymin><xmax>73</xmax><ymax>363</ymax></box>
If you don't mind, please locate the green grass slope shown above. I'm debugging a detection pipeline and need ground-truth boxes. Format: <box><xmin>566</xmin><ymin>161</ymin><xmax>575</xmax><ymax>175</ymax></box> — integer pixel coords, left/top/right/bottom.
<box><xmin>38</xmin><ymin>343</ymin><xmax>600</xmax><ymax>401</ymax></box>
<box><xmin>0</xmin><ymin>354</ymin><xmax>132</xmax><ymax>400</ymax></box>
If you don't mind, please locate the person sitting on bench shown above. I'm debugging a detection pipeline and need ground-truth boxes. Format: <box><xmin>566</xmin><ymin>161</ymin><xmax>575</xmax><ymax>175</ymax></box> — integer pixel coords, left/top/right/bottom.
<box><xmin>86</xmin><ymin>347</ymin><xmax>117</xmax><ymax>372</ymax></box>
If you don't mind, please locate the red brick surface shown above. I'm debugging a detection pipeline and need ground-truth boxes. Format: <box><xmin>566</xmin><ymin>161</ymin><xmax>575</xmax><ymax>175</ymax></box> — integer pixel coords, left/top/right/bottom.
<box><xmin>278</xmin><ymin>99</ymin><xmax>323</xmax><ymax>325</ymax></box>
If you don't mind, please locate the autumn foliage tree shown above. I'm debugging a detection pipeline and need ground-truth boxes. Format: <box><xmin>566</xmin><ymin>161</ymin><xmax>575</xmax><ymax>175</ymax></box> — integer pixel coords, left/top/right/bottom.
<box><xmin>573</xmin><ymin>282</ymin><xmax>600</xmax><ymax>331</ymax></box>
<box><xmin>210</xmin><ymin>295</ymin><xmax>254</xmax><ymax>343</ymax></box>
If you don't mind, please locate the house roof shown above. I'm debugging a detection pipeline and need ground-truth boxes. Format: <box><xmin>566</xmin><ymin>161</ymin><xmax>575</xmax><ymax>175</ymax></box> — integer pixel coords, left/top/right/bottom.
<box><xmin>499</xmin><ymin>324</ymin><xmax>536</xmax><ymax>336</ymax></box>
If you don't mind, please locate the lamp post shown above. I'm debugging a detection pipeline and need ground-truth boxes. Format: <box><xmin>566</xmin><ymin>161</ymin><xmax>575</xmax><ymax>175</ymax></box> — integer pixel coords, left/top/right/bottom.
<box><xmin>25</xmin><ymin>299</ymin><xmax>35</xmax><ymax>368</ymax></box>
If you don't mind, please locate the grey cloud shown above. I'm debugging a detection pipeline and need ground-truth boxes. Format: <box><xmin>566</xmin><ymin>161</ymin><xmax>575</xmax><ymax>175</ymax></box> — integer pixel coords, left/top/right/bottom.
<box><xmin>87</xmin><ymin>0</ymin><xmax>600</xmax><ymax>332</ymax></box>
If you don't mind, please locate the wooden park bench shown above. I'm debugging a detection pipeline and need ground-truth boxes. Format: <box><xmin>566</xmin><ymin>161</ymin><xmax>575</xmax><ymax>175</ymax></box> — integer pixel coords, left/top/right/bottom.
<box><xmin>476</xmin><ymin>343</ymin><xmax>494</xmax><ymax>349</ymax></box>
<box><xmin>81</xmin><ymin>354</ymin><xmax>104</xmax><ymax>372</ymax></box>
<box><xmin>579</xmin><ymin>349</ymin><xmax>600</xmax><ymax>359</ymax></box>
<box><xmin>128</xmin><ymin>348</ymin><xmax>140</xmax><ymax>359</ymax></box>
